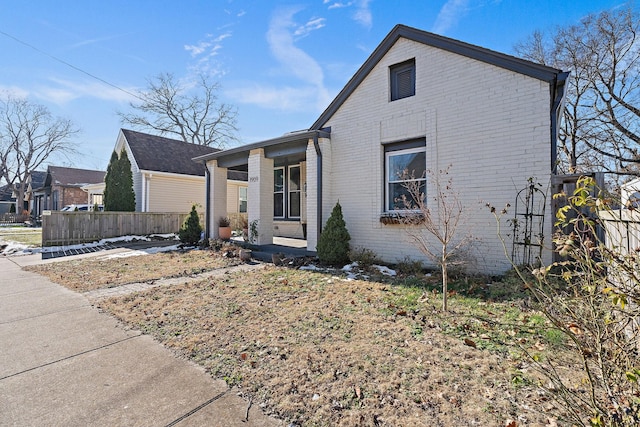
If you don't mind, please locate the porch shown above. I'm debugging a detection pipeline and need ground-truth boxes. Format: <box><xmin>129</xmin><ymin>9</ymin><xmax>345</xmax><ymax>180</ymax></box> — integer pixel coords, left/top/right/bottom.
<box><xmin>194</xmin><ymin>129</ymin><xmax>331</xmax><ymax>254</ymax></box>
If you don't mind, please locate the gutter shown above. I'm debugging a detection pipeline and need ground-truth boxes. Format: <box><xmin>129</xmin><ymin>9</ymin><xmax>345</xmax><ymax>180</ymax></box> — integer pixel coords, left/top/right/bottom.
<box><xmin>313</xmin><ymin>135</ymin><xmax>323</xmax><ymax>236</ymax></box>
<box><xmin>204</xmin><ymin>167</ymin><xmax>211</xmax><ymax>240</ymax></box>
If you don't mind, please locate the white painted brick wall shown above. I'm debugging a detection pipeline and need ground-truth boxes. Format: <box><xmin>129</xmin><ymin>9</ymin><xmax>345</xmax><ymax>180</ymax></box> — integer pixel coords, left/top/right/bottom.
<box><xmin>321</xmin><ymin>38</ymin><xmax>555</xmax><ymax>274</ymax></box>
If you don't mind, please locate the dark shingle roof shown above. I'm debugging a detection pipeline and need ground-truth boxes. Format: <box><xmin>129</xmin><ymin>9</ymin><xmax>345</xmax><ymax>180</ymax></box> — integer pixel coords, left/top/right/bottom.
<box><xmin>122</xmin><ymin>129</ymin><xmax>220</xmax><ymax>177</ymax></box>
<box><xmin>46</xmin><ymin>166</ymin><xmax>106</xmax><ymax>187</ymax></box>
<box><xmin>0</xmin><ymin>184</ymin><xmax>13</xmax><ymax>202</ymax></box>
<box><xmin>29</xmin><ymin>171</ymin><xmax>47</xmax><ymax>190</ymax></box>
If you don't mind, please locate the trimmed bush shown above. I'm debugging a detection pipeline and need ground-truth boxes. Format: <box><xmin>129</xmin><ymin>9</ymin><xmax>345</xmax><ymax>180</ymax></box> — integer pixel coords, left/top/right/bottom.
<box><xmin>317</xmin><ymin>201</ymin><xmax>350</xmax><ymax>265</ymax></box>
<box><xmin>178</xmin><ymin>204</ymin><xmax>202</xmax><ymax>245</ymax></box>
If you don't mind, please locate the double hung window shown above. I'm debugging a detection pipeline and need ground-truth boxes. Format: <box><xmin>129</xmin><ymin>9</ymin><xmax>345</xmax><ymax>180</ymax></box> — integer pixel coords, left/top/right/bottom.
<box><xmin>385</xmin><ymin>143</ymin><xmax>426</xmax><ymax>212</ymax></box>
<box><xmin>274</xmin><ymin>164</ymin><xmax>302</xmax><ymax>219</ymax></box>
<box><xmin>274</xmin><ymin>168</ymin><xmax>284</xmax><ymax>217</ymax></box>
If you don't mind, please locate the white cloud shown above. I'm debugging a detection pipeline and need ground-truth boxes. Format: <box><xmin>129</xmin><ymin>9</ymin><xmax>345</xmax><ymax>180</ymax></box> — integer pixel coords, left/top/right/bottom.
<box><xmin>353</xmin><ymin>0</ymin><xmax>372</xmax><ymax>29</ymax></box>
<box><xmin>0</xmin><ymin>85</ymin><xmax>30</xmax><ymax>99</ymax></box>
<box><xmin>325</xmin><ymin>1</ymin><xmax>353</xmax><ymax>9</ymax></box>
<box><xmin>34</xmin><ymin>78</ymin><xmax>137</xmax><ymax>105</ymax></box>
<box><xmin>267</xmin><ymin>8</ymin><xmax>327</xmax><ymax>90</ymax></box>
<box><xmin>185</xmin><ymin>32</ymin><xmax>231</xmax><ymax>58</ymax></box>
<box><xmin>294</xmin><ymin>17</ymin><xmax>326</xmax><ymax>38</ymax></box>
<box><xmin>184</xmin><ymin>41</ymin><xmax>212</xmax><ymax>57</ymax></box>
<box><xmin>227</xmin><ymin>83</ymin><xmax>331</xmax><ymax>113</ymax></box>
<box><xmin>432</xmin><ymin>0</ymin><xmax>470</xmax><ymax>34</ymax></box>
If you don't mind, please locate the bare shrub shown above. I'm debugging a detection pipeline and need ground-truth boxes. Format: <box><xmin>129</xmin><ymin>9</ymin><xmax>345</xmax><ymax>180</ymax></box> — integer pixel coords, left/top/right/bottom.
<box><xmin>491</xmin><ymin>176</ymin><xmax>640</xmax><ymax>426</ymax></box>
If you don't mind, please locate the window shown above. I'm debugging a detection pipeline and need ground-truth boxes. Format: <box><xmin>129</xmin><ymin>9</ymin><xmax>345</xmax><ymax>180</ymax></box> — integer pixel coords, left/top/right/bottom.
<box><xmin>274</xmin><ymin>168</ymin><xmax>284</xmax><ymax>217</ymax></box>
<box><xmin>239</xmin><ymin>187</ymin><xmax>247</xmax><ymax>213</ymax></box>
<box><xmin>288</xmin><ymin>165</ymin><xmax>301</xmax><ymax>218</ymax></box>
<box><xmin>390</xmin><ymin>59</ymin><xmax>415</xmax><ymax>101</ymax></box>
<box><xmin>52</xmin><ymin>190</ymin><xmax>59</xmax><ymax>210</ymax></box>
<box><xmin>385</xmin><ymin>145</ymin><xmax>426</xmax><ymax>211</ymax></box>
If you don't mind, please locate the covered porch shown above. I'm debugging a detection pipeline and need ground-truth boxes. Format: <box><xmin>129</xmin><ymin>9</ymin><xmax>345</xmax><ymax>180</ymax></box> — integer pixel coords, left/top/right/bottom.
<box><xmin>194</xmin><ymin>129</ymin><xmax>331</xmax><ymax>253</ymax></box>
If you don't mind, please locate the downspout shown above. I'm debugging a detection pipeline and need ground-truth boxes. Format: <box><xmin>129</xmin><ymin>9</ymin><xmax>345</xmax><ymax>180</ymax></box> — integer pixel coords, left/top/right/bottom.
<box><xmin>204</xmin><ymin>166</ymin><xmax>211</xmax><ymax>240</ymax></box>
<box><xmin>550</xmin><ymin>71</ymin><xmax>569</xmax><ymax>175</ymax></box>
<box><xmin>313</xmin><ymin>134</ymin><xmax>323</xmax><ymax>236</ymax></box>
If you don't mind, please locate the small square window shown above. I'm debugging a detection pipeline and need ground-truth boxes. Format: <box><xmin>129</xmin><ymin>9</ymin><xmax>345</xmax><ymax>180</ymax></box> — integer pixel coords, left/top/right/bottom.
<box><xmin>390</xmin><ymin>59</ymin><xmax>415</xmax><ymax>101</ymax></box>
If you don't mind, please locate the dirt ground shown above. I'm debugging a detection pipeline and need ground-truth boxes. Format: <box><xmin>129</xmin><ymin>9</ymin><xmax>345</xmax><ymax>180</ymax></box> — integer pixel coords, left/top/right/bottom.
<box><xmin>28</xmin><ymin>248</ymin><xmax>572</xmax><ymax>426</ymax></box>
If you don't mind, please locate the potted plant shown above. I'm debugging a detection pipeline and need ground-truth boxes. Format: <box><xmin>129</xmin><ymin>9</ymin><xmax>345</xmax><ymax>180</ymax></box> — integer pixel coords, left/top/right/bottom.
<box><xmin>218</xmin><ymin>216</ymin><xmax>232</xmax><ymax>240</ymax></box>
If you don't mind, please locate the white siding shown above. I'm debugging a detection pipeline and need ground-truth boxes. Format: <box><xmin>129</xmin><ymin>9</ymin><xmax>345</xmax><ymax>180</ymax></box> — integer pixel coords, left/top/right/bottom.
<box><xmin>322</xmin><ymin>38</ymin><xmax>554</xmax><ymax>274</ymax></box>
<box><xmin>148</xmin><ymin>175</ymin><xmax>206</xmax><ymax>213</ymax></box>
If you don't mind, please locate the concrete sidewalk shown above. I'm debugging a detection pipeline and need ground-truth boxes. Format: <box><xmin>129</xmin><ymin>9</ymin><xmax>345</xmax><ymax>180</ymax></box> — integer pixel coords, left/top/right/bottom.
<box><xmin>0</xmin><ymin>253</ymin><xmax>283</xmax><ymax>427</ymax></box>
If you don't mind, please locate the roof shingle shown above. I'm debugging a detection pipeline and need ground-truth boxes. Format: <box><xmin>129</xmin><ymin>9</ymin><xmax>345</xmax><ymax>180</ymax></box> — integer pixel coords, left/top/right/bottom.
<box><xmin>122</xmin><ymin>129</ymin><xmax>220</xmax><ymax>177</ymax></box>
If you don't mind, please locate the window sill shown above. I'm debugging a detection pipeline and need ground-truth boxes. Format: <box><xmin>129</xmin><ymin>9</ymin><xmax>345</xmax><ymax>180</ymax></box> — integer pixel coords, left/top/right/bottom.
<box><xmin>379</xmin><ymin>211</ymin><xmax>425</xmax><ymax>225</ymax></box>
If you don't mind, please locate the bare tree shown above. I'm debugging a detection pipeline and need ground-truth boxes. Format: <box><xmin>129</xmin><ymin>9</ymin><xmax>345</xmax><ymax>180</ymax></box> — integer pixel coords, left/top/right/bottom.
<box><xmin>515</xmin><ymin>6</ymin><xmax>640</xmax><ymax>178</ymax></box>
<box><xmin>399</xmin><ymin>166</ymin><xmax>474</xmax><ymax>311</ymax></box>
<box><xmin>0</xmin><ymin>95</ymin><xmax>78</xmax><ymax>214</ymax></box>
<box><xmin>119</xmin><ymin>73</ymin><xmax>238</xmax><ymax>147</ymax></box>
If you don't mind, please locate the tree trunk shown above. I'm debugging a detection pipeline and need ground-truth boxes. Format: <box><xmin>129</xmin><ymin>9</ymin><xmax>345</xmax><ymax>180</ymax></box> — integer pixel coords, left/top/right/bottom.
<box><xmin>442</xmin><ymin>261</ymin><xmax>448</xmax><ymax>311</ymax></box>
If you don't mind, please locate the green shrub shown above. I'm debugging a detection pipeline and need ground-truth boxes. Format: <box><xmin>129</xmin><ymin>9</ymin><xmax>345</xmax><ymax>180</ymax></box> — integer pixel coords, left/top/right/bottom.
<box><xmin>317</xmin><ymin>201</ymin><xmax>350</xmax><ymax>265</ymax></box>
<box><xmin>348</xmin><ymin>247</ymin><xmax>380</xmax><ymax>267</ymax></box>
<box><xmin>178</xmin><ymin>204</ymin><xmax>202</xmax><ymax>245</ymax></box>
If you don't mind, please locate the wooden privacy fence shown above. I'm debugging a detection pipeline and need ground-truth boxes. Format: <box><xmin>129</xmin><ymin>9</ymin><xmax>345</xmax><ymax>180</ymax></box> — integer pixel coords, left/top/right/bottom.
<box><xmin>42</xmin><ymin>211</ymin><xmax>191</xmax><ymax>247</ymax></box>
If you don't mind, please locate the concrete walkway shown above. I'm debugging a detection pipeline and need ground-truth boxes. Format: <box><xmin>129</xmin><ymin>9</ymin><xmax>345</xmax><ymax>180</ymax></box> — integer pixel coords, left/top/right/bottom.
<box><xmin>0</xmin><ymin>252</ymin><xmax>283</xmax><ymax>427</ymax></box>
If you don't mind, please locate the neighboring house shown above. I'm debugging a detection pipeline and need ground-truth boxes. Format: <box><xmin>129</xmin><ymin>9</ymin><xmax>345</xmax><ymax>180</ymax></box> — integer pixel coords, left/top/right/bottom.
<box><xmin>80</xmin><ymin>182</ymin><xmax>105</xmax><ymax>207</ymax></box>
<box><xmin>0</xmin><ymin>171</ymin><xmax>47</xmax><ymax>215</ymax></box>
<box><xmin>0</xmin><ymin>184</ymin><xmax>14</xmax><ymax>214</ymax></box>
<box><xmin>622</xmin><ymin>177</ymin><xmax>640</xmax><ymax>209</ymax></box>
<box><xmin>33</xmin><ymin>166</ymin><xmax>106</xmax><ymax>215</ymax></box>
<box><xmin>114</xmin><ymin>129</ymin><xmax>247</xmax><ymax>221</ymax></box>
<box><xmin>196</xmin><ymin>24</ymin><xmax>567</xmax><ymax>274</ymax></box>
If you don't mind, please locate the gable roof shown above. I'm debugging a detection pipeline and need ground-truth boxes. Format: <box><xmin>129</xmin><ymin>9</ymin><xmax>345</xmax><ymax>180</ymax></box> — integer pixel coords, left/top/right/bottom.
<box><xmin>311</xmin><ymin>24</ymin><xmax>565</xmax><ymax>130</ymax></box>
<box><xmin>28</xmin><ymin>171</ymin><xmax>47</xmax><ymax>190</ymax></box>
<box><xmin>122</xmin><ymin>129</ymin><xmax>219</xmax><ymax>177</ymax></box>
<box><xmin>0</xmin><ymin>184</ymin><xmax>13</xmax><ymax>202</ymax></box>
<box><xmin>46</xmin><ymin>166</ymin><xmax>106</xmax><ymax>188</ymax></box>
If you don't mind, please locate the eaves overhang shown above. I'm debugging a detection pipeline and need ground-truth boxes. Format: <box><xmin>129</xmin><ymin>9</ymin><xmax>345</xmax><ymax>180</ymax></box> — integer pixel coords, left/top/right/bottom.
<box><xmin>192</xmin><ymin>129</ymin><xmax>330</xmax><ymax>168</ymax></box>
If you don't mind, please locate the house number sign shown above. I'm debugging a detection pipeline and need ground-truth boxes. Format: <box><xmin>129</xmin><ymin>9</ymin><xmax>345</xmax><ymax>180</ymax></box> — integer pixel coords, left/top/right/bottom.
<box><xmin>249</xmin><ymin>176</ymin><xmax>259</xmax><ymax>182</ymax></box>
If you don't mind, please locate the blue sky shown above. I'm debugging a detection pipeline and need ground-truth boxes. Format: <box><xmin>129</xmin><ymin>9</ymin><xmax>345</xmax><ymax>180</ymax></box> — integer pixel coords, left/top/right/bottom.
<box><xmin>0</xmin><ymin>0</ymin><xmax>626</xmax><ymax>172</ymax></box>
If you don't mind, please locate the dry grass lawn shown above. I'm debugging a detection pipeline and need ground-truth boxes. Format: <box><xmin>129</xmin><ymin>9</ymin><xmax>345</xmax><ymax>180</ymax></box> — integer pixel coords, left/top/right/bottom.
<box><xmin>26</xmin><ymin>247</ymin><xmax>576</xmax><ymax>426</ymax></box>
<box><xmin>25</xmin><ymin>248</ymin><xmax>241</xmax><ymax>292</ymax></box>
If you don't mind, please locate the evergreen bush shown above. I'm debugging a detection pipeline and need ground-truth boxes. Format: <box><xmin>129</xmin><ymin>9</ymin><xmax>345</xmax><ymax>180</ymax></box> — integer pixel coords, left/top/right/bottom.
<box><xmin>178</xmin><ymin>204</ymin><xmax>202</xmax><ymax>245</ymax></box>
<box><xmin>317</xmin><ymin>201</ymin><xmax>350</xmax><ymax>265</ymax></box>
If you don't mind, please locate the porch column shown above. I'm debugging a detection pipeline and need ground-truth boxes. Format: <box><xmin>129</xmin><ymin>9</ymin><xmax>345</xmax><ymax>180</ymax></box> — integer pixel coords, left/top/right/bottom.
<box><xmin>207</xmin><ymin>159</ymin><xmax>228</xmax><ymax>239</ymax></box>
<box><xmin>305</xmin><ymin>136</ymin><xmax>331</xmax><ymax>252</ymax></box>
<box><xmin>248</xmin><ymin>148</ymin><xmax>273</xmax><ymax>245</ymax></box>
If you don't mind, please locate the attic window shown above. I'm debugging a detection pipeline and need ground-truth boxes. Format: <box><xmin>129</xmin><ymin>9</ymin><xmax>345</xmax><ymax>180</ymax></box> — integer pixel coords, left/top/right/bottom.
<box><xmin>390</xmin><ymin>59</ymin><xmax>415</xmax><ymax>101</ymax></box>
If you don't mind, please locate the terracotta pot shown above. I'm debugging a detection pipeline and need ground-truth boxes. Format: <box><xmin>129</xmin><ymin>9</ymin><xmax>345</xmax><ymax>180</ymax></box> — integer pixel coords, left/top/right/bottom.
<box><xmin>218</xmin><ymin>226</ymin><xmax>232</xmax><ymax>240</ymax></box>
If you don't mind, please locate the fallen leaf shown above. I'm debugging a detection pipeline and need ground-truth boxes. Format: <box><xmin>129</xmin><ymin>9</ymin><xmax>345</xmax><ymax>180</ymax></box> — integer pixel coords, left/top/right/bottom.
<box><xmin>355</xmin><ymin>385</ymin><xmax>361</xmax><ymax>399</ymax></box>
<box><xmin>464</xmin><ymin>338</ymin><xmax>477</xmax><ymax>348</ymax></box>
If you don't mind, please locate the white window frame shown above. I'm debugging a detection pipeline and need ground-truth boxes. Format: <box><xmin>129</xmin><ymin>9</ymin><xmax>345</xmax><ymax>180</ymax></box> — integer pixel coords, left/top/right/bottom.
<box><xmin>239</xmin><ymin>186</ymin><xmax>247</xmax><ymax>213</ymax></box>
<box><xmin>274</xmin><ymin>167</ymin><xmax>285</xmax><ymax>218</ymax></box>
<box><xmin>288</xmin><ymin>165</ymin><xmax>301</xmax><ymax>219</ymax></box>
<box><xmin>385</xmin><ymin>146</ymin><xmax>426</xmax><ymax>212</ymax></box>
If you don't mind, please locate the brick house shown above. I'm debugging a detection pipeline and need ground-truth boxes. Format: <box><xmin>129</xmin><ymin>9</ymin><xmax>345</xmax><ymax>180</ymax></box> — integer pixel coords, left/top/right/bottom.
<box><xmin>195</xmin><ymin>24</ymin><xmax>568</xmax><ymax>274</ymax></box>
<box><xmin>32</xmin><ymin>166</ymin><xmax>106</xmax><ymax>215</ymax></box>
